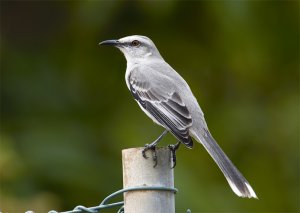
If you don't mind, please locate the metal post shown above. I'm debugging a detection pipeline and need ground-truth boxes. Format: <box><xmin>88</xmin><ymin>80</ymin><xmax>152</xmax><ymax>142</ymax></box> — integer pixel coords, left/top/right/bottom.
<box><xmin>122</xmin><ymin>147</ymin><xmax>175</xmax><ymax>213</ymax></box>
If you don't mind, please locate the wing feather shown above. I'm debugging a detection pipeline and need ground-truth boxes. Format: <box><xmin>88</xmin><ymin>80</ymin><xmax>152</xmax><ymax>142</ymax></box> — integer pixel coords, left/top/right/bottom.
<box><xmin>129</xmin><ymin>69</ymin><xmax>193</xmax><ymax>148</ymax></box>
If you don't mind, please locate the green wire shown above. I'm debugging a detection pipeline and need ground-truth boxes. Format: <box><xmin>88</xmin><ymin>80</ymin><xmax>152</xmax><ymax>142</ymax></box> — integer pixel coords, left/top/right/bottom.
<box><xmin>48</xmin><ymin>185</ymin><xmax>179</xmax><ymax>213</ymax></box>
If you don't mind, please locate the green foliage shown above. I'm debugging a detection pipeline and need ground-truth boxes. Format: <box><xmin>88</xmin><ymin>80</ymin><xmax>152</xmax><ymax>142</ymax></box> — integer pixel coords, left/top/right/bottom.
<box><xmin>1</xmin><ymin>1</ymin><xmax>299</xmax><ymax>212</ymax></box>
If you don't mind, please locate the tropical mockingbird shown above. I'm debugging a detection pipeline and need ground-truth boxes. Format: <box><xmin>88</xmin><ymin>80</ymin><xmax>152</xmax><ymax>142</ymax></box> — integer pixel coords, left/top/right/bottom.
<box><xmin>100</xmin><ymin>35</ymin><xmax>257</xmax><ymax>198</ymax></box>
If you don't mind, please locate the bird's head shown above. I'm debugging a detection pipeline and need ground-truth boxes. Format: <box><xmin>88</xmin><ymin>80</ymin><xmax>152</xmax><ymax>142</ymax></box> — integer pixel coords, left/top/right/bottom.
<box><xmin>100</xmin><ymin>35</ymin><xmax>162</xmax><ymax>63</ymax></box>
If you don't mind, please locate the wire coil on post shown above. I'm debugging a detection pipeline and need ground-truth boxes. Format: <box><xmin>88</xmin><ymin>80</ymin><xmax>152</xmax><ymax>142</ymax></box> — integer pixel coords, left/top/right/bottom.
<box><xmin>48</xmin><ymin>186</ymin><xmax>178</xmax><ymax>213</ymax></box>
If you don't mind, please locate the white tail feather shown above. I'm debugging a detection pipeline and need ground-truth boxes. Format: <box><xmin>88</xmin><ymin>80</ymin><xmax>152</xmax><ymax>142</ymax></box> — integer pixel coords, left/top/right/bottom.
<box><xmin>191</xmin><ymin>129</ymin><xmax>258</xmax><ymax>199</ymax></box>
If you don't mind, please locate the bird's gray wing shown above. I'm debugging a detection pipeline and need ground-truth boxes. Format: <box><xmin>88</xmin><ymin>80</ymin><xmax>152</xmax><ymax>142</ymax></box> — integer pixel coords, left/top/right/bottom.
<box><xmin>128</xmin><ymin>67</ymin><xmax>193</xmax><ymax>148</ymax></box>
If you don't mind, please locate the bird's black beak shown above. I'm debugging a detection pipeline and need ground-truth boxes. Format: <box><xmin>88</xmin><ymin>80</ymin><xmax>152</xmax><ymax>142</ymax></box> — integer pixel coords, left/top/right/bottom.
<box><xmin>99</xmin><ymin>39</ymin><xmax>120</xmax><ymax>46</ymax></box>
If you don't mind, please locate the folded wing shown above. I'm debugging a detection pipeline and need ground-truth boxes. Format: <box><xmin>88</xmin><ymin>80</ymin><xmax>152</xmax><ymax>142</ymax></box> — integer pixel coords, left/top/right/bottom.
<box><xmin>128</xmin><ymin>68</ymin><xmax>193</xmax><ymax>148</ymax></box>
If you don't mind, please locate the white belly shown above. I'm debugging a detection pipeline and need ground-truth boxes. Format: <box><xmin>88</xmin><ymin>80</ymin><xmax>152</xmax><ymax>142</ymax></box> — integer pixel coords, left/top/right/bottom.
<box><xmin>136</xmin><ymin>101</ymin><xmax>165</xmax><ymax>128</ymax></box>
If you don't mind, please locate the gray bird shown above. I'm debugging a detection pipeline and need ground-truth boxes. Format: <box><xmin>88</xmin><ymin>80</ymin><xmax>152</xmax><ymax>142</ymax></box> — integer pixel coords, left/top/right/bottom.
<box><xmin>100</xmin><ymin>35</ymin><xmax>257</xmax><ymax>198</ymax></box>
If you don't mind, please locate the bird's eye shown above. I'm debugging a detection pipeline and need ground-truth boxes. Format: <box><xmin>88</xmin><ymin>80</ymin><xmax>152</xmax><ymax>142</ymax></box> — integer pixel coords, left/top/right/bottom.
<box><xmin>131</xmin><ymin>40</ymin><xmax>140</xmax><ymax>47</ymax></box>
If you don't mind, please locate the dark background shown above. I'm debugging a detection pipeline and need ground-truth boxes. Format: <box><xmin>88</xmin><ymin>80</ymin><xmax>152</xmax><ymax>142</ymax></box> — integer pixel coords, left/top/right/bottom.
<box><xmin>1</xmin><ymin>1</ymin><xmax>299</xmax><ymax>212</ymax></box>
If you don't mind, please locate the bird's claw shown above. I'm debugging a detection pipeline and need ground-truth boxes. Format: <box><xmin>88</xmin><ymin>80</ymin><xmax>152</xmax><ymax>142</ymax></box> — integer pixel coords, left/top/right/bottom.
<box><xmin>142</xmin><ymin>143</ymin><xmax>150</xmax><ymax>159</ymax></box>
<box><xmin>142</xmin><ymin>143</ymin><xmax>158</xmax><ymax>167</ymax></box>
<box><xmin>168</xmin><ymin>142</ymin><xmax>181</xmax><ymax>169</ymax></box>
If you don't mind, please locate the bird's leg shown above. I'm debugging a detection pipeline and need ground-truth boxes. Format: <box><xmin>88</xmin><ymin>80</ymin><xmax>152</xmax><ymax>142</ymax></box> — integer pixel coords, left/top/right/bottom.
<box><xmin>142</xmin><ymin>129</ymin><xmax>168</xmax><ymax>167</ymax></box>
<box><xmin>168</xmin><ymin>142</ymin><xmax>181</xmax><ymax>168</ymax></box>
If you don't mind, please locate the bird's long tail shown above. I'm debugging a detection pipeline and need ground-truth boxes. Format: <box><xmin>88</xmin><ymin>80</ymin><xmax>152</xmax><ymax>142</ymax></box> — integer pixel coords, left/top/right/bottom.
<box><xmin>192</xmin><ymin>129</ymin><xmax>258</xmax><ymax>198</ymax></box>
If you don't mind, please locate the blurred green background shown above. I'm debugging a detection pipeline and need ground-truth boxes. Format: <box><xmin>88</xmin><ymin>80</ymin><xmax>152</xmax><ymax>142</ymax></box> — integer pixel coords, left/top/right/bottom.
<box><xmin>0</xmin><ymin>1</ymin><xmax>299</xmax><ymax>212</ymax></box>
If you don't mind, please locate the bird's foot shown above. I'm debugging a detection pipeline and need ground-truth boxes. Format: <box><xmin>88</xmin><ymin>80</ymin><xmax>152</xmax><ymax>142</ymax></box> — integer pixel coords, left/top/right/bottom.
<box><xmin>141</xmin><ymin>130</ymin><xmax>168</xmax><ymax>167</ymax></box>
<box><xmin>168</xmin><ymin>142</ymin><xmax>181</xmax><ymax>168</ymax></box>
<box><xmin>142</xmin><ymin>143</ymin><xmax>158</xmax><ymax>167</ymax></box>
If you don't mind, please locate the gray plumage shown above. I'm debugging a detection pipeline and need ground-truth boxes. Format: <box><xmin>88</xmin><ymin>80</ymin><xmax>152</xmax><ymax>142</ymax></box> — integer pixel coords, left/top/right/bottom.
<box><xmin>100</xmin><ymin>35</ymin><xmax>257</xmax><ymax>198</ymax></box>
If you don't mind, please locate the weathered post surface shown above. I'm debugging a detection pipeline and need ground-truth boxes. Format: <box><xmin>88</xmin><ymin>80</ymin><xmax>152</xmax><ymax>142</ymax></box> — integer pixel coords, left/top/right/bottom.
<box><xmin>122</xmin><ymin>147</ymin><xmax>175</xmax><ymax>213</ymax></box>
